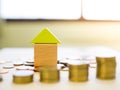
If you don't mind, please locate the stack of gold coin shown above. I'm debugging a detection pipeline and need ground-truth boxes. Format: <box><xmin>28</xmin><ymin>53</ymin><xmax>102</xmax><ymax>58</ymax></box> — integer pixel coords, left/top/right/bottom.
<box><xmin>13</xmin><ymin>70</ymin><xmax>34</xmax><ymax>84</ymax></box>
<box><xmin>68</xmin><ymin>60</ymin><xmax>89</xmax><ymax>82</ymax></box>
<box><xmin>40</xmin><ymin>67</ymin><xmax>59</xmax><ymax>83</ymax></box>
<box><xmin>96</xmin><ymin>56</ymin><xmax>116</xmax><ymax>80</ymax></box>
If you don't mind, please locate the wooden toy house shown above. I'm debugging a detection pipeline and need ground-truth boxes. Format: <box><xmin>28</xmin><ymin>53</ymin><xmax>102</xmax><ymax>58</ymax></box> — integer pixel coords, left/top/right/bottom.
<box><xmin>32</xmin><ymin>28</ymin><xmax>60</xmax><ymax>71</ymax></box>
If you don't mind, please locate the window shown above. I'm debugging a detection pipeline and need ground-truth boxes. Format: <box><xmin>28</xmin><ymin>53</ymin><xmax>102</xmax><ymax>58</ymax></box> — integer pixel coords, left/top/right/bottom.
<box><xmin>1</xmin><ymin>0</ymin><xmax>81</xmax><ymax>20</ymax></box>
<box><xmin>1</xmin><ymin>0</ymin><xmax>120</xmax><ymax>20</ymax></box>
<box><xmin>83</xmin><ymin>0</ymin><xmax>120</xmax><ymax>20</ymax></box>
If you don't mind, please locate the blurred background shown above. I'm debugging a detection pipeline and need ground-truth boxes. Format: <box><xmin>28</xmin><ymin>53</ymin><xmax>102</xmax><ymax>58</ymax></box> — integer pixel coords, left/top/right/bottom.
<box><xmin>1</xmin><ymin>0</ymin><xmax>120</xmax><ymax>49</ymax></box>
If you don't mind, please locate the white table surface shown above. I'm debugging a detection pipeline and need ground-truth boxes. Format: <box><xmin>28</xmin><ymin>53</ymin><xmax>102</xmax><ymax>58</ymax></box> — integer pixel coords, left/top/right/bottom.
<box><xmin>0</xmin><ymin>46</ymin><xmax>120</xmax><ymax>90</ymax></box>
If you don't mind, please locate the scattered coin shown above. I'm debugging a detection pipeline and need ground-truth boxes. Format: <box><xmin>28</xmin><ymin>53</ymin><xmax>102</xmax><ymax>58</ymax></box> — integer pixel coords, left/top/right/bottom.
<box><xmin>0</xmin><ymin>60</ymin><xmax>6</xmax><ymax>64</ymax></box>
<box><xmin>89</xmin><ymin>64</ymin><xmax>97</xmax><ymax>68</ymax></box>
<box><xmin>26</xmin><ymin>60</ymin><xmax>34</xmax><ymax>63</ymax></box>
<box><xmin>28</xmin><ymin>67</ymin><xmax>34</xmax><ymax>71</ymax></box>
<box><xmin>57</xmin><ymin>64</ymin><xmax>65</xmax><ymax>70</ymax></box>
<box><xmin>61</xmin><ymin>67</ymin><xmax>69</xmax><ymax>71</ymax></box>
<box><xmin>13</xmin><ymin>62</ymin><xmax>24</xmax><ymax>66</ymax></box>
<box><xmin>3</xmin><ymin>64</ymin><xmax>14</xmax><ymax>69</ymax></box>
<box><xmin>24</xmin><ymin>62</ymin><xmax>34</xmax><ymax>66</ymax></box>
<box><xmin>0</xmin><ymin>69</ymin><xmax>9</xmax><ymax>74</ymax></box>
<box><xmin>59</xmin><ymin>60</ymin><xmax>69</xmax><ymax>67</ymax></box>
<box><xmin>15</xmin><ymin>66</ymin><xmax>34</xmax><ymax>71</ymax></box>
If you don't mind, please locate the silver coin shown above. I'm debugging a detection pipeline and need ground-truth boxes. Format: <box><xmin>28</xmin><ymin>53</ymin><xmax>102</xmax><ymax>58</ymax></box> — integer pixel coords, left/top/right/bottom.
<box><xmin>3</xmin><ymin>64</ymin><xmax>14</xmax><ymax>69</ymax></box>
<box><xmin>24</xmin><ymin>62</ymin><xmax>34</xmax><ymax>66</ymax></box>
<box><xmin>13</xmin><ymin>62</ymin><xmax>24</xmax><ymax>66</ymax></box>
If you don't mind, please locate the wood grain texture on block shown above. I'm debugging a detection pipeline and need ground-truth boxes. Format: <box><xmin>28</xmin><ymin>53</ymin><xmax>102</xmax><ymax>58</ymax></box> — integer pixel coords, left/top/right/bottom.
<box><xmin>34</xmin><ymin>44</ymin><xmax>57</xmax><ymax>67</ymax></box>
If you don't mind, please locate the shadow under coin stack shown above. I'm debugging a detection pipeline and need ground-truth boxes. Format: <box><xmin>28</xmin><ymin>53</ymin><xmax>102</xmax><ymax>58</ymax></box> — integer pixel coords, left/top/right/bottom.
<box><xmin>40</xmin><ymin>67</ymin><xmax>59</xmax><ymax>83</ymax></box>
<box><xmin>96</xmin><ymin>56</ymin><xmax>116</xmax><ymax>80</ymax></box>
<box><xmin>68</xmin><ymin>60</ymin><xmax>89</xmax><ymax>82</ymax></box>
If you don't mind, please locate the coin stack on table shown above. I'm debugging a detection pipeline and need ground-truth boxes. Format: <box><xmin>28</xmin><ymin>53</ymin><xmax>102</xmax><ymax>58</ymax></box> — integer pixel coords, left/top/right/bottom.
<box><xmin>13</xmin><ymin>70</ymin><xmax>34</xmax><ymax>84</ymax></box>
<box><xmin>96</xmin><ymin>56</ymin><xmax>116</xmax><ymax>80</ymax></box>
<box><xmin>40</xmin><ymin>66</ymin><xmax>60</xmax><ymax>83</ymax></box>
<box><xmin>68</xmin><ymin>60</ymin><xmax>89</xmax><ymax>82</ymax></box>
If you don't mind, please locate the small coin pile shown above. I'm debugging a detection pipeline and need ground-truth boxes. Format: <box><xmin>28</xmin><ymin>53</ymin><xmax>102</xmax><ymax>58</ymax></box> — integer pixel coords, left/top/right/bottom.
<box><xmin>96</xmin><ymin>56</ymin><xmax>116</xmax><ymax>80</ymax></box>
<box><xmin>13</xmin><ymin>70</ymin><xmax>34</xmax><ymax>84</ymax></box>
<box><xmin>68</xmin><ymin>60</ymin><xmax>89</xmax><ymax>82</ymax></box>
<box><xmin>39</xmin><ymin>67</ymin><xmax>60</xmax><ymax>83</ymax></box>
